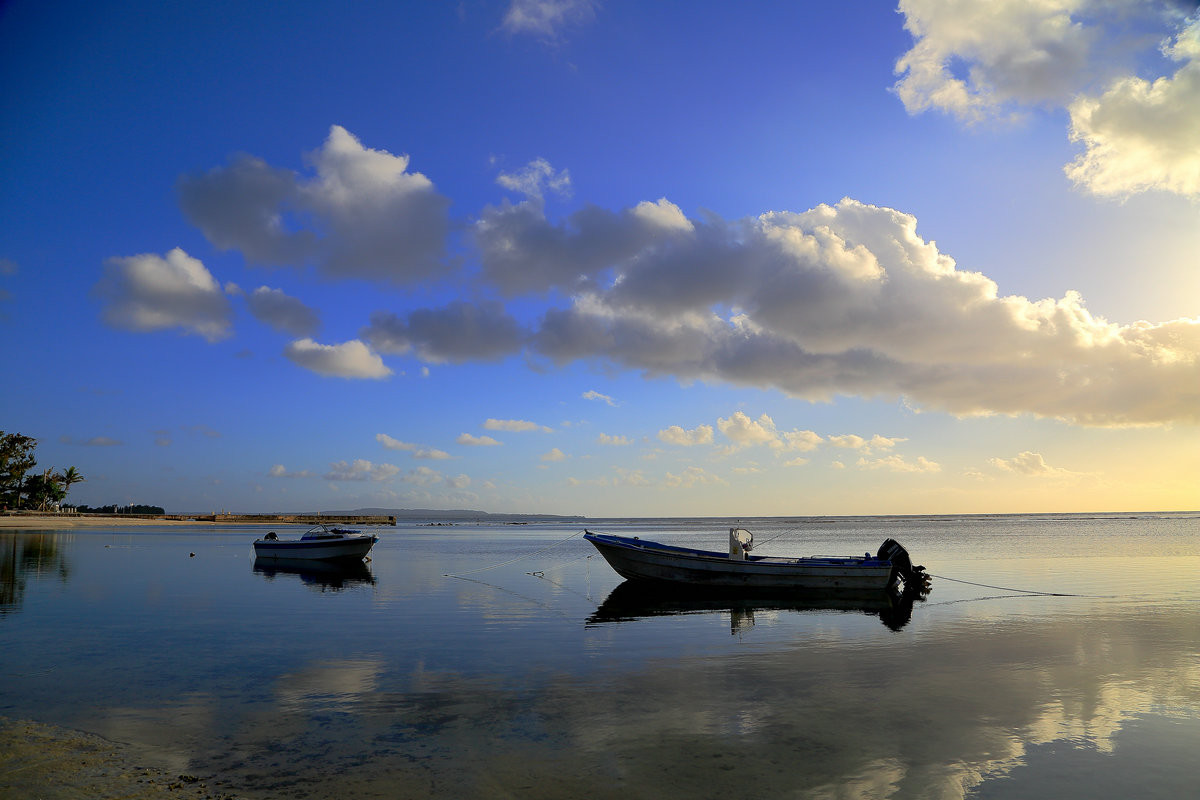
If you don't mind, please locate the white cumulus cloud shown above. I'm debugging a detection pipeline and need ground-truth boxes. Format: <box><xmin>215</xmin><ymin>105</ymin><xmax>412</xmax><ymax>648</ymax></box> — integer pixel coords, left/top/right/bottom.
<box><xmin>541</xmin><ymin>447</ymin><xmax>567</xmax><ymax>462</ymax></box>
<box><xmin>179</xmin><ymin>126</ymin><xmax>450</xmax><ymax>282</ymax></box>
<box><xmin>664</xmin><ymin>465</ymin><xmax>726</xmax><ymax>489</ymax></box>
<box><xmin>989</xmin><ymin>450</ymin><xmax>1082</xmax><ymax>477</ymax></box>
<box><xmin>658</xmin><ymin>424</ymin><xmax>715</xmax><ymax>446</ymax></box>
<box><xmin>583</xmin><ymin>389</ymin><xmax>617</xmax><ymax>406</ymax></box>
<box><xmin>484</xmin><ymin>418</ymin><xmax>553</xmax><ymax>433</ymax></box>
<box><xmin>856</xmin><ymin>455</ymin><xmax>941</xmax><ymax>473</ymax></box>
<box><xmin>323</xmin><ymin>459</ymin><xmax>401</xmax><ymax>482</ymax></box>
<box><xmin>780</xmin><ymin>430</ymin><xmax>824</xmax><ymax>452</ymax></box>
<box><xmin>596</xmin><ymin>433</ymin><xmax>631</xmax><ymax>446</ymax></box>
<box><xmin>894</xmin><ymin>1</ymin><xmax>1200</xmax><ymax>198</ymax></box>
<box><xmin>1066</xmin><ymin>15</ymin><xmax>1200</xmax><ymax>198</ymax></box>
<box><xmin>829</xmin><ymin>434</ymin><xmax>906</xmax><ymax>454</ymax></box>
<box><xmin>457</xmin><ymin>433</ymin><xmax>502</xmax><ymax>446</ymax></box>
<box><xmin>268</xmin><ymin>464</ymin><xmax>314</xmax><ymax>478</ymax></box>
<box><xmin>284</xmin><ymin>338</ymin><xmax>392</xmax><ymax>379</ymax></box>
<box><xmin>376</xmin><ymin>433</ymin><xmax>451</xmax><ymax>460</ymax></box>
<box><xmin>893</xmin><ymin>0</ymin><xmax>1095</xmax><ymax>123</ymax></box>
<box><xmin>95</xmin><ymin>248</ymin><xmax>233</xmax><ymax>341</ymax></box>
<box><xmin>717</xmin><ymin>412</ymin><xmax>779</xmax><ymax>448</ymax></box>
<box><xmin>497</xmin><ymin>158</ymin><xmax>571</xmax><ymax>199</ymax></box>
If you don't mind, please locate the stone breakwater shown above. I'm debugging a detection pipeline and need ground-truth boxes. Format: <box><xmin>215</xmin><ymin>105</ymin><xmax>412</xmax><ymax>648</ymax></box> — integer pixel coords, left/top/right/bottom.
<box><xmin>188</xmin><ymin>513</ymin><xmax>396</xmax><ymax>525</ymax></box>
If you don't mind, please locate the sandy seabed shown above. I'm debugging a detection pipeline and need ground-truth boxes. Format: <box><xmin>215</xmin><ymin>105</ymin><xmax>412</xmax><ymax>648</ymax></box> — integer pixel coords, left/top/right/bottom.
<box><xmin>0</xmin><ymin>717</ymin><xmax>236</xmax><ymax>800</ymax></box>
<box><xmin>1</xmin><ymin>518</ymin><xmax>238</xmax><ymax>797</ymax></box>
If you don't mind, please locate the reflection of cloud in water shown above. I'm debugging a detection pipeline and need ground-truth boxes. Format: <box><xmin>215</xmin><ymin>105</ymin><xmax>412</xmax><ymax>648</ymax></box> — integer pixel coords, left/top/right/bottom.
<box><xmin>512</xmin><ymin>608</ymin><xmax>1200</xmax><ymax>799</ymax></box>
<box><xmin>275</xmin><ymin>657</ymin><xmax>384</xmax><ymax>712</ymax></box>
<box><xmin>89</xmin><ymin>605</ymin><xmax>1200</xmax><ymax>799</ymax></box>
<box><xmin>89</xmin><ymin>694</ymin><xmax>217</xmax><ymax>776</ymax></box>
<box><xmin>809</xmin><ymin>758</ymin><xmax>906</xmax><ymax>800</ymax></box>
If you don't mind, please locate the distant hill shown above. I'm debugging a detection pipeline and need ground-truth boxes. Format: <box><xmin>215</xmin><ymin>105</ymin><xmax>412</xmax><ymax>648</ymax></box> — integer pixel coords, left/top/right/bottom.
<box><xmin>331</xmin><ymin>507</ymin><xmax>586</xmax><ymax>522</ymax></box>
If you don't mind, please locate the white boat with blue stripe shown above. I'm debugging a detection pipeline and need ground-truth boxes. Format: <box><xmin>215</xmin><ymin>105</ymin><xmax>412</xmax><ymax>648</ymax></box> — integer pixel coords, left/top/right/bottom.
<box><xmin>253</xmin><ymin>524</ymin><xmax>379</xmax><ymax>562</ymax></box>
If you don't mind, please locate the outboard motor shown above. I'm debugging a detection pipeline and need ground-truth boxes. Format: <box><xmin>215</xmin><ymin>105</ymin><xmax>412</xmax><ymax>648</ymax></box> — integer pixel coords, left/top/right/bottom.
<box><xmin>877</xmin><ymin>538</ymin><xmax>931</xmax><ymax>595</ymax></box>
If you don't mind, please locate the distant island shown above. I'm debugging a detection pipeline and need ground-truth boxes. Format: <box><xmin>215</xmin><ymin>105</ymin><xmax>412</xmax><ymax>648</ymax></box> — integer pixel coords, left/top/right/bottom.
<box><xmin>330</xmin><ymin>507</ymin><xmax>587</xmax><ymax>523</ymax></box>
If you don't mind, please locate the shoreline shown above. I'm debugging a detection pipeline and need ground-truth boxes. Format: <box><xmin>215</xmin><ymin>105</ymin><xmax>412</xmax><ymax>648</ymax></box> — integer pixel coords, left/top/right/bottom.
<box><xmin>0</xmin><ymin>512</ymin><xmax>397</xmax><ymax>529</ymax></box>
<box><xmin>0</xmin><ymin>716</ymin><xmax>231</xmax><ymax>799</ymax></box>
<box><xmin>0</xmin><ymin>514</ymin><xmax>207</xmax><ymax>529</ymax></box>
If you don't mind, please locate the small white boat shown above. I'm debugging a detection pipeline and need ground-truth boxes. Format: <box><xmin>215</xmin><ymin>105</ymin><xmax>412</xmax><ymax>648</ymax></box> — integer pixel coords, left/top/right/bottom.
<box><xmin>253</xmin><ymin>524</ymin><xmax>378</xmax><ymax>562</ymax></box>
<box><xmin>583</xmin><ymin>528</ymin><xmax>929</xmax><ymax>593</ymax></box>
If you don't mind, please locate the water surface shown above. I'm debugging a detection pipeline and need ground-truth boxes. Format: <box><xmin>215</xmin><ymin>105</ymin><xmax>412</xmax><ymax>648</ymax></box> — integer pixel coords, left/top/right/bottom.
<box><xmin>2</xmin><ymin>514</ymin><xmax>1198</xmax><ymax>798</ymax></box>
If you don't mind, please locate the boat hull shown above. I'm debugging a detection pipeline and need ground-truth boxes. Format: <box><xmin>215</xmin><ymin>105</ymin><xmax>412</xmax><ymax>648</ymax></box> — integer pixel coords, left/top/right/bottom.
<box><xmin>252</xmin><ymin>534</ymin><xmax>377</xmax><ymax>561</ymax></box>
<box><xmin>583</xmin><ymin>532</ymin><xmax>896</xmax><ymax>591</ymax></box>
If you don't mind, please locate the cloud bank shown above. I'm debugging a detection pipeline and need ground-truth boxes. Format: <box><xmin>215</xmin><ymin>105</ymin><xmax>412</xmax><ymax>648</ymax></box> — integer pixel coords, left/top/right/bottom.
<box><xmin>464</xmin><ymin>195</ymin><xmax>1196</xmax><ymax>426</ymax></box>
<box><xmin>108</xmin><ymin>119</ymin><xmax>1199</xmax><ymax>424</ymax></box>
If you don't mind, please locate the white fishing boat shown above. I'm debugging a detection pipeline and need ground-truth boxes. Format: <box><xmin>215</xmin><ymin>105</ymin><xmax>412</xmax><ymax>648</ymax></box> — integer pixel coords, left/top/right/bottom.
<box><xmin>253</xmin><ymin>524</ymin><xmax>378</xmax><ymax>562</ymax></box>
<box><xmin>583</xmin><ymin>528</ymin><xmax>929</xmax><ymax>592</ymax></box>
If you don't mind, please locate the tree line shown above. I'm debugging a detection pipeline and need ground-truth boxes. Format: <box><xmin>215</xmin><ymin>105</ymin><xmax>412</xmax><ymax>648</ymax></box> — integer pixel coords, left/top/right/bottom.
<box><xmin>73</xmin><ymin>504</ymin><xmax>166</xmax><ymax>515</ymax></box>
<box><xmin>1</xmin><ymin>431</ymin><xmax>86</xmax><ymax>511</ymax></box>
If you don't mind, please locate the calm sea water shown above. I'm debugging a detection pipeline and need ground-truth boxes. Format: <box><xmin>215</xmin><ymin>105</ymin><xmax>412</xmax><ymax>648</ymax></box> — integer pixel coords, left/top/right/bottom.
<box><xmin>2</xmin><ymin>513</ymin><xmax>1199</xmax><ymax>799</ymax></box>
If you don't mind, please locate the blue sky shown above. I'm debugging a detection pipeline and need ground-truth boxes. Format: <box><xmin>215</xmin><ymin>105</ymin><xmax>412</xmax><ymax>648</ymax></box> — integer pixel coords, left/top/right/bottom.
<box><xmin>2</xmin><ymin>0</ymin><xmax>1198</xmax><ymax>516</ymax></box>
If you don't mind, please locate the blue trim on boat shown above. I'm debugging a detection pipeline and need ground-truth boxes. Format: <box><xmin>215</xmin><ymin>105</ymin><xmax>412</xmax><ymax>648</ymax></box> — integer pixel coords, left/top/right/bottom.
<box><xmin>583</xmin><ymin>532</ymin><xmax>889</xmax><ymax>567</ymax></box>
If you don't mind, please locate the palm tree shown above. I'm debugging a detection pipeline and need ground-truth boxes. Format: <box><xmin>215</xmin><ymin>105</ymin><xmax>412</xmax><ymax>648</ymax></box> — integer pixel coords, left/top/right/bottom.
<box><xmin>32</xmin><ymin>468</ymin><xmax>65</xmax><ymax>511</ymax></box>
<box><xmin>57</xmin><ymin>466</ymin><xmax>84</xmax><ymax>500</ymax></box>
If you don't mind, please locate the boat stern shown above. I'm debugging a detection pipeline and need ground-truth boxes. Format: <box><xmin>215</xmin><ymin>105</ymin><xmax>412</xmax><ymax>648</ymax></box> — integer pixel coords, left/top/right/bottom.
<box><xmin>877</xmin><ymin>538</ymin><xmax>931</xmax><ymax>595</ymax></box>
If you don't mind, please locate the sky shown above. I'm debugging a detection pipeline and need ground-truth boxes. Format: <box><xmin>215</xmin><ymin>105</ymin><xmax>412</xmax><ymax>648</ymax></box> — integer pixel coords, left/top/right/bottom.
<box><xmin>2</xmin><ymin>0</ymin><xmax>1198</xmax><ymax>517</ymax></box>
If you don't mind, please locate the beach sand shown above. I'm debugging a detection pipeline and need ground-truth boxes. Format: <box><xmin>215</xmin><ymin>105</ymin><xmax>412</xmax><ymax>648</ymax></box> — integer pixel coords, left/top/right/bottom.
<box><xmin>0</xmin><ymin>515</ymin><xmax>205</xmax><ymax>529</ymax></box>
<box><xmin>0</xmin><ymin>717</ymin><xmax>234</xmax><ymax>800</ymax></box>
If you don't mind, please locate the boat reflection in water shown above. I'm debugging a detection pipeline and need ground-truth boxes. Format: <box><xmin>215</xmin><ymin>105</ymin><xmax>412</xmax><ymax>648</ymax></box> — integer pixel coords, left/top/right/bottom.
<box><xmin>588</xmin><ymin>580</ymin><xmax>919</xmax><ymax>633</ymax></box>
<box><xmin>252</xmin><ymin>557</ymin><xmax>376</xmax><ymax>592</ymax></box>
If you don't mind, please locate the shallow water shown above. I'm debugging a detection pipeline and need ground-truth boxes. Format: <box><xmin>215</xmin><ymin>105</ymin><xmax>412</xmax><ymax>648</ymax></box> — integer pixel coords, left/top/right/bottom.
<box><xmin>2</xmin><ymin>513</ymin><xmax>1199</xmax><ymax>799</ymax></box>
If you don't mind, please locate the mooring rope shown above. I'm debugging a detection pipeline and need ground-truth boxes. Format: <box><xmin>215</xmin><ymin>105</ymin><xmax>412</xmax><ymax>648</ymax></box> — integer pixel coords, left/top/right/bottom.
<box><xmin>927</xmin><ymin>573</ymin><xmax>1084</xmax><ymax>597</ymax></box>
<box><xmin>443</xmin><ymin>530</ymin><xmax>585</xmax><ymax>578</ymax></box>
<box><xmin>743</xmin><ymin>526</ymin><xmax>797</xmax><ymax>550</ymax></box>
<box><xmin>923</xmin><ymin>593</ymin><xmax>1051</xmax><ymax>608</ymax></box>
<box><xmin>527</xmin><ymin>551</ymin><xmax>594</xmax><ymax>577</ymax></box>
<box><xmin>527</xmin><ymin>554</ymin><xmax>595</xmax><ymax>601</ymax></box>
<box><xmin>444</xmin><ymin>574</ymin><xmax>577</xmax><ymax>619</ymax></box>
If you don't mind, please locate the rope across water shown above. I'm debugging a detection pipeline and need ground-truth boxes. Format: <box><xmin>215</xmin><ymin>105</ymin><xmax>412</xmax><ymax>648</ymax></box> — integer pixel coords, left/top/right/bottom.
<box><xmin>443</xmin><ymin>530</ymin><xmax>585</xmax><ymax>578</ymax></box>
<box><xmin>926</xmin><ymin>573</ymin><xmax>1085</xmax><ymax>597</ymax></box>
